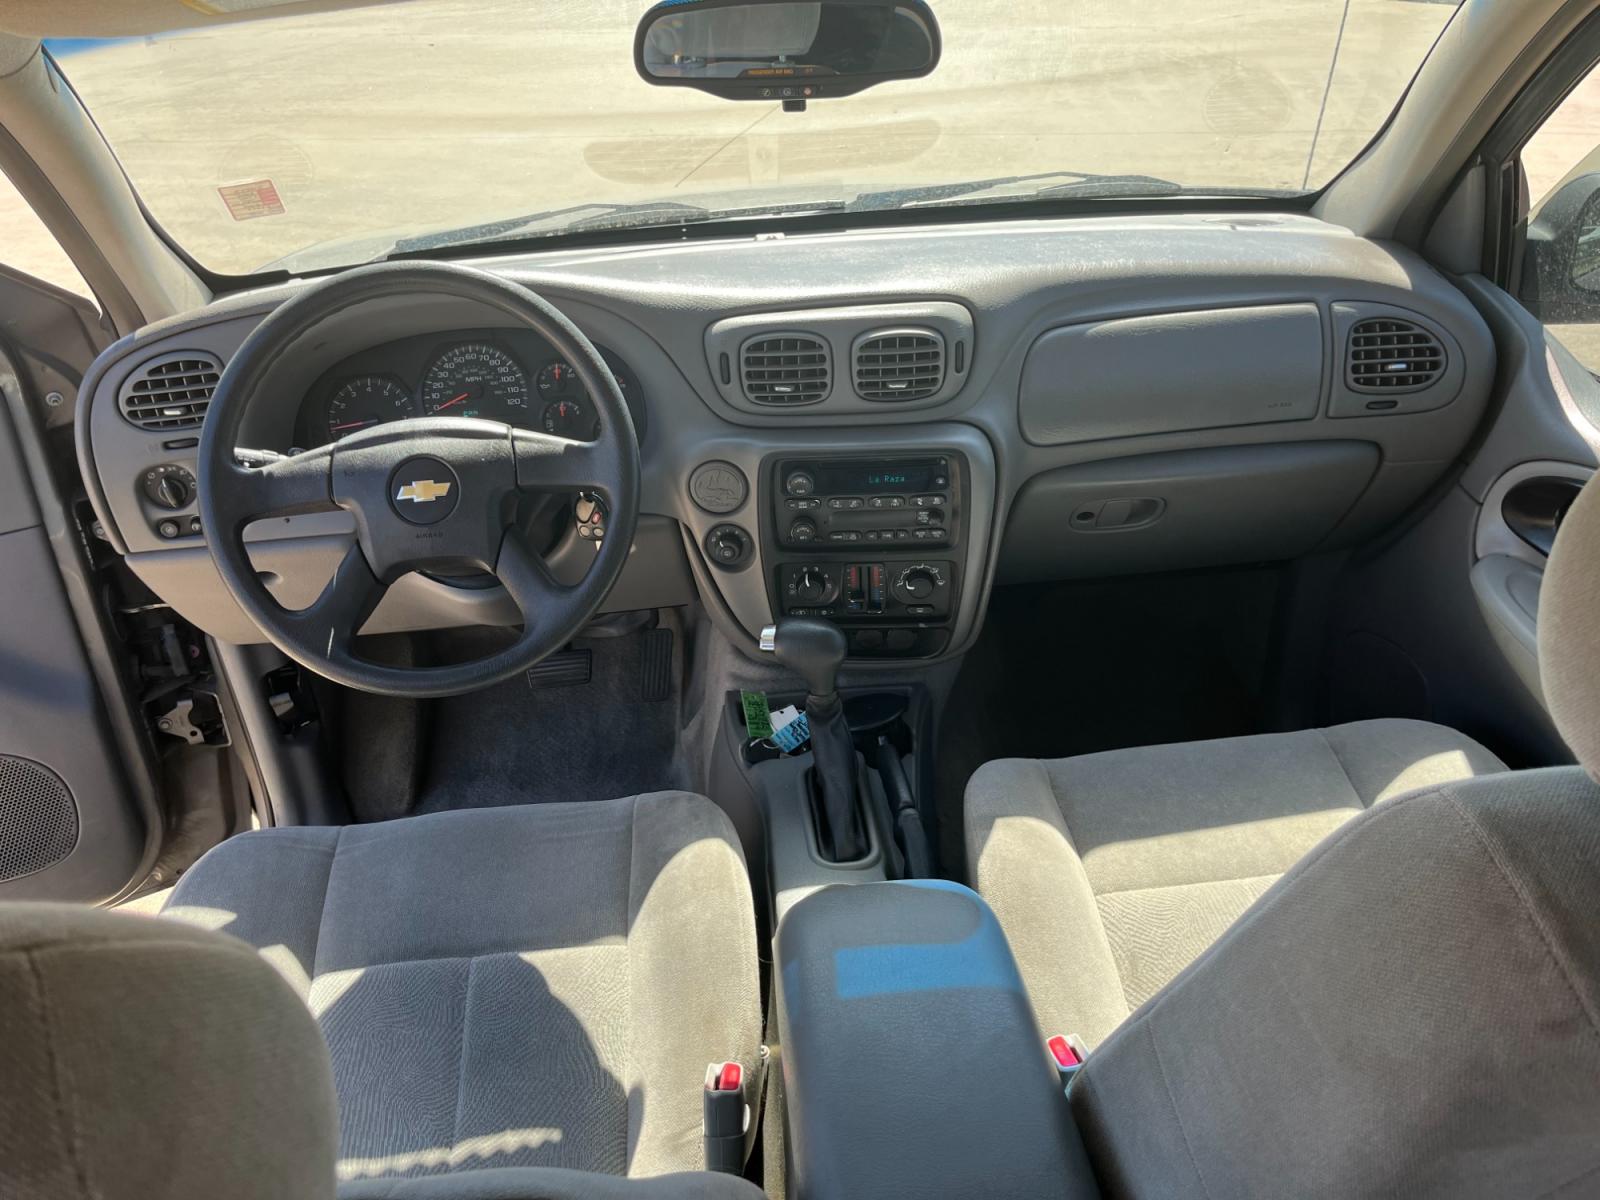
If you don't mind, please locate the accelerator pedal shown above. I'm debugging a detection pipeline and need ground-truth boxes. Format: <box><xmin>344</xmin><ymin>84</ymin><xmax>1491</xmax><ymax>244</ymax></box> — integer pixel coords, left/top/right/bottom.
<box><xmin>641</xmin><ymin>627</ymin><xmax>674</xmax><ymax>702</ymax></box>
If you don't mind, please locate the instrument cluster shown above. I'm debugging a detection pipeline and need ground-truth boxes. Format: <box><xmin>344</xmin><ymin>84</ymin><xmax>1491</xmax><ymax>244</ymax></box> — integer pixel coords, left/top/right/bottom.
<box><xmin>297</xmin><ymin>328</ymin><xmax>645</xmax><ymax>448</ymax></box>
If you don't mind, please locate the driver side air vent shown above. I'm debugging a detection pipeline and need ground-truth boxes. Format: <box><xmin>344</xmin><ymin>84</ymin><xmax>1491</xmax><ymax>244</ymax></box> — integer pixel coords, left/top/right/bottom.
<box><xmin>740</xmin><ymin>334</ymin><xmax>830</xmax><ymax>406</ymax></box>
<box><xmin>118</xmin><ymin>351</ymin><xmax>222</xmax><ymax>430</ymax></box>
<box><xmin>1346</xmin><ymin>319</ymin><xmax>1446</xmax><ymax>392</ymax></box>
<box><xmin>853</xmin><ymin>328</ymin><xmax>945</xmax><ymax>402</ymax></box>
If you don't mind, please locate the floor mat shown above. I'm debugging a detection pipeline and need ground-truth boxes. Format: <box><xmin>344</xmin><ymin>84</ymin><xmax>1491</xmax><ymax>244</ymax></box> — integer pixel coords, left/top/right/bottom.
<box><xmin>414</xmin><ymin>623</ymin><xmax>686</xmax><ymax>814</ymax></box>
<box><xmin>935</xmin><ymin>568</ymin><xmax>1278</xmax><ymax>877</ymax></box>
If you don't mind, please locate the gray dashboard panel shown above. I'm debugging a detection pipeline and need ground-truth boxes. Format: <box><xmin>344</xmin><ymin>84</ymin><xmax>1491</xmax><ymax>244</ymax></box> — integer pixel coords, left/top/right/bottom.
<box><xmin>1019</xmin><ymin>303</ymin><xmax>1324</xmax><ymax>445</ymax></box>
<box><xmin>76</xmin><ymin>213</ymin><xmax>1498</xmax><ymax>661</ymax></box>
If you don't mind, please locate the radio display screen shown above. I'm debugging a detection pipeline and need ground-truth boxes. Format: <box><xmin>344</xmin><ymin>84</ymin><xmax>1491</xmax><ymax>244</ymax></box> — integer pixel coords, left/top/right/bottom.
<box><xmin>811</xmin><ymin>458</ymin><xmax>946</xmax><ymax>495</ymax></box>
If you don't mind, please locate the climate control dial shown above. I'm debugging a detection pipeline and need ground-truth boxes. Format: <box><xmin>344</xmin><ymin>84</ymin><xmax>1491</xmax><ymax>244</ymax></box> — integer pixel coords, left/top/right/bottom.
<box><xmin>792</xmin><ymin>565</ymin><xmax>837</xmax><ymax>605</ymax></box>
<box><xmin>891</xmin><ymin>562</ymin><xmax>947</xmax><ymax>605</ymax></box>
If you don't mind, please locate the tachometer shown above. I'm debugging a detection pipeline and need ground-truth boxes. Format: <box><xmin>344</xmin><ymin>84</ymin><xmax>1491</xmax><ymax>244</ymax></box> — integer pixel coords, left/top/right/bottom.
<box><xmin>325</xmin><ymin>375</ymin><xmax>415</xmax><ymax>442</ymax></box>
<box><xmin>420</xmin><ymin>342</ymin><xmax>530</xmax><ymax>422</ymax></box>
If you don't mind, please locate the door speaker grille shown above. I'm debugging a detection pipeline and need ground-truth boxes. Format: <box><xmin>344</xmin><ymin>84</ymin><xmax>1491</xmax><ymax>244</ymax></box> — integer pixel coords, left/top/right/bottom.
<box><xmin>0</xmin><ymin>756</ymin><xmax>78</xmax><ymax>884</ymax></box>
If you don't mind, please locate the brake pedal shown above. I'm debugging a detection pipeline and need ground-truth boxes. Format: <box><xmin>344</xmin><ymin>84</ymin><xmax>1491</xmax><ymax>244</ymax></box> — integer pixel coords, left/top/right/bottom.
<box><xmin>525</xmin><ymin>648</ymin><xmax>591</xmax><ymax>690</ymax></box>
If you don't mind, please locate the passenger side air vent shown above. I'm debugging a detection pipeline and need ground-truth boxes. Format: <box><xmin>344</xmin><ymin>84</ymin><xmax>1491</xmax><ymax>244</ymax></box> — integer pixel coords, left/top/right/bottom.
<box><xmin>853</xmin><ymin>328</ymin><xmax>945</xmax><ymax>402</ymax></box>
<box><xmin>740</xmin><ymin>334</ymin><xmax>830</xmax><ymax>406</ymax></box>
<box><xmin>1346</xmin><ymin>319</ymin><xmax>1445</xmax><ymax>392</ymax></box>
<box><xmin>118</xmin><ymin>351</ymin><xmax>222</xmax><ymax>430</ymax></box>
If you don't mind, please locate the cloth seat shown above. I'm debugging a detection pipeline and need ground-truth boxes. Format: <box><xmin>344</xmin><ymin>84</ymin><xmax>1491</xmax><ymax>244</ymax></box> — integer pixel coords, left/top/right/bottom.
<box><xmin>158</xmin><ymin>792</ymin><xmax>762</xmax><ymax>1190</ymax></box>
<box><xmin>965</xmin><ymin>718</ymin><xmax>1506</xmax><ymax>1047</ymax></box>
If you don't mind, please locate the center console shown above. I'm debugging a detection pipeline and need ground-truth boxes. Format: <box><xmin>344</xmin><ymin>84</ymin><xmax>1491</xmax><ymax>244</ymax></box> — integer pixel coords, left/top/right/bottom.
<box><xmin>775</xmin><ymin>881</ymin><xmax>1101</xmax><ymax>1199</ymax></box>
<box><xmin>764</xmin><ymin>453</ymin><xmax>967</xmax><ymax>658</ymax></box>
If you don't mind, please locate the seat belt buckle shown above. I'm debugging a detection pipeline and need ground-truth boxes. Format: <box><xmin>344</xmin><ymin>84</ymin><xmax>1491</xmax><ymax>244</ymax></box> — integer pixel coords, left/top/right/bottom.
<box><xmin>1047</xmin><ymin>1034</ymin><xmax>1088</xmax><ymax>1092</ymax></box>
<box><xmin>703</xmin><ymin>1060</ymin><xmax>748</xmax><ymax>1173</ymax></box>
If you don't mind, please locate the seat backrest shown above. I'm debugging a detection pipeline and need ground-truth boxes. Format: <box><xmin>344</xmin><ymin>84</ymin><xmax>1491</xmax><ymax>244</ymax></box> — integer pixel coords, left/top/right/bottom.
<box><xmin>1069</xmin><ymin>473</ymin><xmax>1600</xmax><ymax>1198</ymax></box>
<box><xmin>0</xmin><ymin>903</ymin><xmax>339</xmax><ymax>1200</ymax></box>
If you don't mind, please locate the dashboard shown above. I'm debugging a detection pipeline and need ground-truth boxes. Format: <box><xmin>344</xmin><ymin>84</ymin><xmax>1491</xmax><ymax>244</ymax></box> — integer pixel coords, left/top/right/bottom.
<box><xmin>75</xmin><ymin>212</ymin><xmax>1499</xmax><ymax>663</ymax></box>
<box><xmin>293</xmin><ymin>328</ymin><xmax>647</xmax><ymax>448</ymax></box>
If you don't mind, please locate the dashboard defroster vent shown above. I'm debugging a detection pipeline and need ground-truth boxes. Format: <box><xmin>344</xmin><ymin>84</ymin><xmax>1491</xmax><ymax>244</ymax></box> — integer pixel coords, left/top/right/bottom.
<box><xmin>740</xmin><ymin>334</ymin><xmax>830</xmax><ymax>406</ymax></box>
<box><xmin>118</xmin><ymin>351</ymin><xmax>222</xmax><ymax>430</ymax></box>
<box><xmin>1346</xmin><ymin>319</ymin><xmax>1445</xmax><ymax>392</ymax></box>
<box><xmin>853</xmin><ymin>328</ymin><xmax>945</xmax><ymax>402</ymax></box>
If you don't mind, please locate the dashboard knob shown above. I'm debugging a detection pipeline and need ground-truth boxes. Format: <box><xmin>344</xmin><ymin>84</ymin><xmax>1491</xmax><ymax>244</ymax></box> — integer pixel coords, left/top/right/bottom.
<box><xmin>785</xmin><ymin>470</ymin><xmax>816</xmax><ymax>497</ymax></box>
<box><xmin>788</xmin><ymin>517</ymin><xmax>818</xmax><ymax>543</ymax></box>
<box><xmin>155</xmin><ymin>475</ymin><xmax>190</xmax><ymax>508</ymax></box>
<box><xmin>144</xmin><ymin>468</ymin><xmax>194</xmax><ymax>510</ymax></box>
<box><xmin>794</xmin><ymin>565</ymin><xmax>835</xmax><ymax>604</ymax></box>
<box><xmin>892</xmin><ymin>563</ymin><xmax>944</xmax><ymax>604</ymax></box>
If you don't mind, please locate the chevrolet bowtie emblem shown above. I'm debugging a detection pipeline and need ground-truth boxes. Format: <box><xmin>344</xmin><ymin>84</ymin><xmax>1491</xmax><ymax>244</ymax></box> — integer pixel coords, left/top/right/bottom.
<box><xmin>395</xmin><ymin>479</ymin><xmax>453</xmax><ymax>503</ymax></box>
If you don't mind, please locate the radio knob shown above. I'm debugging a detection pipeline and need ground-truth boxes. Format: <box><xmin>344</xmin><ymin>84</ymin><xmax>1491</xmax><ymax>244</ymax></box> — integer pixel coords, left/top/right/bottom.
<box><xmin>788</xmin><ymin>517</ymin><xmax>818</xmax><ymax>543</ymax></box>
<box><xmin>794</xmin><ymin>565</ymin><xmax>835</xmax><ymax>604</ymax></box>
<box><xmin>785</xmin><ymin>470</ymin><xmax>816</xmax><ymax>497</ymax></box>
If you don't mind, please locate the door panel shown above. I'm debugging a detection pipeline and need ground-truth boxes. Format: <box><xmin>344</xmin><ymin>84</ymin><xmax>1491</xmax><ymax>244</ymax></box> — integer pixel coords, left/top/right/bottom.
<box><xmin>0</xmin><ymin>269</ymin><xmax>160</xmax><ymax>901</ymax></box>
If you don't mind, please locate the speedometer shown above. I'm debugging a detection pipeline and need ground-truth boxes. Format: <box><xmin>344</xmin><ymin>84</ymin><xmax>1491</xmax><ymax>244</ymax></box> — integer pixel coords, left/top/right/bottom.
<box><xmin>420</xmin><ymin>342</ymin><xmax>531</xmax><ymax>423</ymax></box>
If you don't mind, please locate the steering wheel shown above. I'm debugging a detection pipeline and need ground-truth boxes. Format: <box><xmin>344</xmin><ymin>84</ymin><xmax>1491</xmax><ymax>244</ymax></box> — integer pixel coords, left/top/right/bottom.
<box><xmin>197</xmin><ymin>262</ymin><xmax>640</xmax><ymax>698</ymax></box>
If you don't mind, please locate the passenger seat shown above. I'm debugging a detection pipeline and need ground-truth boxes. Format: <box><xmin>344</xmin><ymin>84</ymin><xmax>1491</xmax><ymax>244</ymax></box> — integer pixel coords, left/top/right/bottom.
<box><xmin>964</xmin><ymin>719</ymin><xmax>1505</xmax><ymax>1046</ymax></box>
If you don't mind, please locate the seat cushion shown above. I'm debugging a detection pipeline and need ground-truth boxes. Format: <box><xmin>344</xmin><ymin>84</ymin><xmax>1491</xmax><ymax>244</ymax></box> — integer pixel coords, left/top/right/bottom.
<box><xmin>965</xmin><ymin>719</ymin><xmax>1506</xmax><ymax>1046</ymax></box>
<box><xmin>162</xmin><ymin>793</ymin><xmax>760</xmax><ymax>1186</ymax></box>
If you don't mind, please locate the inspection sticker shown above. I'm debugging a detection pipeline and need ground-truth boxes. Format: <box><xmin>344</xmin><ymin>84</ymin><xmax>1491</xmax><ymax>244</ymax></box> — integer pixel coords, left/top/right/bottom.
<box><xmin>218</xmin><ymin>179</ymin><xmax>286</xmax><ymax>221</ymax></box>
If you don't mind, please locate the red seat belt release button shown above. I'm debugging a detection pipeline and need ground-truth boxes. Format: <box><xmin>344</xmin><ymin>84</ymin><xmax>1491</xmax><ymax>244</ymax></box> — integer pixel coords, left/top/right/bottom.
<box><xmin>703</xmin><ymin>1061</ymin><xmax>747</xmax><ymax>1173</ymax></box>
<box><xmin>1047</xmin><ymin>1034</ymin><xmax>1087</xmax><ymax>1090</ymax></box>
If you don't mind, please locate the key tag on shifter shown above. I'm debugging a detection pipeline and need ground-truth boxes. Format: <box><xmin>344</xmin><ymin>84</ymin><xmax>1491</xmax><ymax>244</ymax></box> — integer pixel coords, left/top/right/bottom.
<box><xmin>769</xmin><ymin>705</ymin><xmax>811</xmax><ymax>754</ymax></box>
<box><xmin>741</xmin><ymin>691</ymin><xmax>774</xmax><ymax>740</ymax></box>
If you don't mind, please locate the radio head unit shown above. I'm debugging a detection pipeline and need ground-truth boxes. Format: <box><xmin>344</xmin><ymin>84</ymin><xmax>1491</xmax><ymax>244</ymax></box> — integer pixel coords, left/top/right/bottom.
<box><xmin>775</xmin><ymin>455</ymin><xmax>956</xmax><ymax>550</ymax></box>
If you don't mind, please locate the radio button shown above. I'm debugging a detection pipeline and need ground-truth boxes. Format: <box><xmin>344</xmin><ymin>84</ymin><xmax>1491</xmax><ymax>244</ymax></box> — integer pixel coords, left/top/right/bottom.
<box><xmin>868</xmin><ymin>495</ymin><xmax>907</xmax><ymax>509</ymax></box>
<box><xmin>785</xmin><ymin>471</ymin><xmax>817</xmax><ymax>497</ymax></box>
<box><xmin>788</xmin><ymin>518</ymin><xmax>818</xmax><ymax>543</ymax></box>
<box><xmin>912</xmin><ymin>494</ymin><xmax>947</xmax><ymax>508</ymax></box>
<box><xmin>828</xmin><ymin>530</ymin><xmax>861</xmax><ymax>542</ymax></box>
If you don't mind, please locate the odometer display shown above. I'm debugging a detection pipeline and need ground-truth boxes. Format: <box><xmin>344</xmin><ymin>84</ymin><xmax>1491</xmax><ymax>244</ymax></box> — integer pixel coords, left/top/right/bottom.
<box><xmin>420</xmin><ymin>342</ymin><xmax>531</xmax><ymax>422</ymax></box>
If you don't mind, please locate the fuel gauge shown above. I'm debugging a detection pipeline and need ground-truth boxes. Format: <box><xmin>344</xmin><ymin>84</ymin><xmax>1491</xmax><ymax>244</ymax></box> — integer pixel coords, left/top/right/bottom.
<box><xmin>541</xmin><ymin>397</ymin><xmax>588</xmax><ymax>438</ymax></box>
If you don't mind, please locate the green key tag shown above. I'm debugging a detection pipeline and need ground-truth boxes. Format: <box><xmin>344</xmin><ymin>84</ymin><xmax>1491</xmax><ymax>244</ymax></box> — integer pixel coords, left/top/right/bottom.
<box><xmin>741</xmin><ymin>691</ymin><xmax>775</xmax><ymax>740</ymax></box>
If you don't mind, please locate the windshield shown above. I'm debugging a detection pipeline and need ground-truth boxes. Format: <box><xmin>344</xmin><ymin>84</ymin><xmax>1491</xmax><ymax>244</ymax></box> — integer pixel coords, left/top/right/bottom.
<box><xmin>49</xmin><ymin>0</ymin><xmax>1462</xmax><ymax>275</ymax></box>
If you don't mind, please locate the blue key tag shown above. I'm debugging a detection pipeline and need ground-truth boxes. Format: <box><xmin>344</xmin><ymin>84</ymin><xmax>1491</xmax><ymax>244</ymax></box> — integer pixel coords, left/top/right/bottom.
<box><xmin>769</xmin><ymin>706</ymin><xmax>811</xmax><ymax>753</ymax></box>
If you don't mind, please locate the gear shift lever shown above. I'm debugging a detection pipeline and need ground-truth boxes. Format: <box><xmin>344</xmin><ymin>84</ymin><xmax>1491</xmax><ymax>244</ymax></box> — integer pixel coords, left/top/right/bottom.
<box><xmin>760</xmin><ymin>618</ymin><xmax>866</xmax><ymax>861</ymax></box>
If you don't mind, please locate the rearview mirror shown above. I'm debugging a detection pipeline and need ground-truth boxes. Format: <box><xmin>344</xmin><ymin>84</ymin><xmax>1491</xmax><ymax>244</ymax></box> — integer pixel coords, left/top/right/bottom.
<box><xmin>634</xmin><ymin>0</ymin><xmax>940</xmax><ymax>105</ymax></box>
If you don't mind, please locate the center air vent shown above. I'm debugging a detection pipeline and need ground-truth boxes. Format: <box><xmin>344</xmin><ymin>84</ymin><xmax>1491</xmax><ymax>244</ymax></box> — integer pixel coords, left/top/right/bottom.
<box><xmin>118</xmin><ymin>351</ymin><xmax>222</xmax><ymax>430</ymax></box>
<box><xmin>853</xmin><ymin>328</ymin><xmax>945</xmax><ymax>402</ymax></box>
<box><xmin>1346</xmin><ymin>319</ymin><xmax>1445</xmax><ymax>392</ymax></box>
<box><xmin>740</xmin><ymin>334</ymin><xmax>830</xmax><ymax>406</ymax></box>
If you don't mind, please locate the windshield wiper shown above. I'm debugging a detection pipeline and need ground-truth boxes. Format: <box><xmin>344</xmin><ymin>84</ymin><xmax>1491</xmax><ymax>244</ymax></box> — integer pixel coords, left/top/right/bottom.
<box><xmin>854</xmin><ymin>171</ymin><xmax>1188</xmax><ymax>212</ymax></box>
<box><xmin>384</xmin><ymin>196</ymin><xmax>850</xmax><ymax>261</ymax></box>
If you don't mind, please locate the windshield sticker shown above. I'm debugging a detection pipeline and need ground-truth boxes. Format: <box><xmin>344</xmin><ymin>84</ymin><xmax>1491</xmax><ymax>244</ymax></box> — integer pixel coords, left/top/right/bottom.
<box><xmin>218</xmin><ymin>179</ymin><xmax>285</xmax><ymax>221</ymax></box>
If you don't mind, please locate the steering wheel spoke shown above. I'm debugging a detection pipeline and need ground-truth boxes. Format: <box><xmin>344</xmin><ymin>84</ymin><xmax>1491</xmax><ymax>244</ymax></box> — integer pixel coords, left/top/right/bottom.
<box><xmin>511</xmin><ymin>428</ymin><xmax>612</xmax><ymax>498</ymax></box>
<box><xmin>280</xmin><ymin>542</ymin><xmax>387</xmax><ymax>654</ymax></box>
<box><xmin>232</xmin><ymin>446</ymin><xmax>339</xmax><ymax>521</ymax></box>
<box><xmin>495</xmin><ymin>528</ymin><xmax>576</xmax><ymax>631</ymax></box>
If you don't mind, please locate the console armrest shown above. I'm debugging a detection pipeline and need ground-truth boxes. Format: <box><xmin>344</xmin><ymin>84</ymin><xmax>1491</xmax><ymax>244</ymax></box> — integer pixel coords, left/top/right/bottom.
<box><xmin>775</xmin><ymin>881</ymin><xmax>1100</xmax><ymax>1199</ymax></box>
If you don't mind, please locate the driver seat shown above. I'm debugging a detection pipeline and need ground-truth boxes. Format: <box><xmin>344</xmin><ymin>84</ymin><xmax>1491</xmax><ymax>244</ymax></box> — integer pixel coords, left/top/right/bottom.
<box><xmin>145</xmin><ymin>791</ymin><xmax>760</xmax><ymax>1192</ymax></box>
